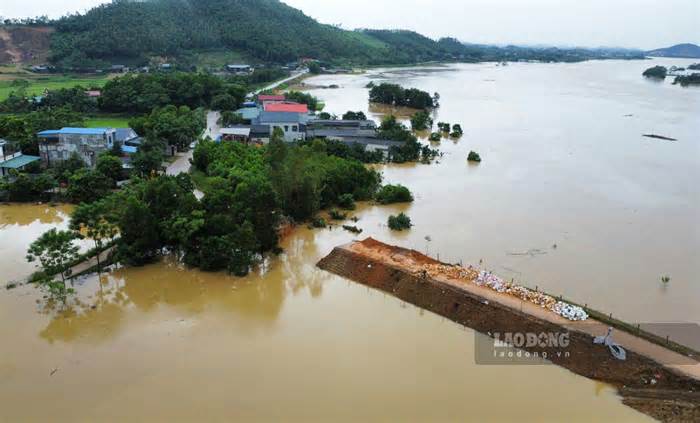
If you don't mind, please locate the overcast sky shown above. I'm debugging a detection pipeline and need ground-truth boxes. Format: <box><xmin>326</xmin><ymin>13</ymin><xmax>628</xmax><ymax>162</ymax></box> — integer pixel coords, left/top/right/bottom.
<box><xmin>1</xmin><ymin>0</ymin><xmax>698</xmax><ymax>49</ymax></box>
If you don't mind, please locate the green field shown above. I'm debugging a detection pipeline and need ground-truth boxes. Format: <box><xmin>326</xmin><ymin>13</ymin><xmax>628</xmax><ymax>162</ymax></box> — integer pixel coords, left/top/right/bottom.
<box><xmin>0</xmin><ymin>74</ymin><xmax>112</xmax><ymax>100</ymax></box>
<box><xmin>85</xmin><ymin>115</ymin><xmax>131</xmax><ymax>128</ymax></box>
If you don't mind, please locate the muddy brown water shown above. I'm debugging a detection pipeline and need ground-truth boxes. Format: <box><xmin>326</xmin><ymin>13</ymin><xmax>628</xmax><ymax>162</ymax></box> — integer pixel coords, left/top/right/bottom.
<box><xmin>2</xmin><ymin>59</ymin><xmax>697</xmax><ymax>420</ymax></box>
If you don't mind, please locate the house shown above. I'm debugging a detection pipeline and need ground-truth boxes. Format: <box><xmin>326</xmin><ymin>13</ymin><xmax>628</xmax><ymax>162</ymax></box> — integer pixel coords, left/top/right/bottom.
<box><xmin>0</xmin><ymin>139</ymin><xmax>40</xmax><ymax>177</ymax></box>
<box><xmin>220</xmin><ymin>125</ymin><xmax>271</xmax><ymax>145</ymax></box>
<box><xmin>234</xmin><ymin>107</ymin><xmax>261</xmax><ymax>123</ymax></box>
<box><xmin>220</xmin><ymin>127</ymin><xmax>251</xmax><ymax>143</ymax></box>
<box><xmin>264</xmin><ymin>102</ymin><xmax>309</xmax><ymax>114</ymax></box>
<box><xmin>115</xmin><ymin>128</ymin><xmax>141</xmax><ymax>147</ymax></box>
<box><xmin>226</xmin><ymin>64</ymin><xmax>253</xmax><ymax>75</ymax></box>
<box><xmin>86</xmin><ymin>90</ymin><xmax>102</xmax><ymax>98</ymax></box>
<box><xmin>110</xmin><ymin>64</ymin><xmax>128</xmax><ymax>73</ymax></box>
<box><xmin>306</xmin><ymin>119</ymin><xmax>378</xmax><ymax>140</ymax></box>
<box><xmin>256</xmin><ymin>111</ymin><xmax>307</xmax><ymax>142</ymax></box>
<box><xmin>31</xmin><ymin>65</ymin><xmax>51</xmax><ymax>73</ymax></box>
<box><xmin>37</xmin><ymin>127</ymin><xmax>117</xmax><ymax>167</ymax></box>
<box><xmin>257</xmin><ymin>94</ymin><xmax>286</xmax><ymax>105</ymax></box>
<box><xmin>160</xmin><ymin>63</ymin><xmax>173</xmax><ymax>71</ymax></box>
<box><xmin>303</xmin><ymin>119</ymin><xmax>402</xmax><ymax>159</ymax></box>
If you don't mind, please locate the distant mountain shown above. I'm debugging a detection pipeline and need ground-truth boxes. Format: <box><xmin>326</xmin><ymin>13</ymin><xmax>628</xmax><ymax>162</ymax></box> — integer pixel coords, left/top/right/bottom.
<box><xmin>646</xmin><ymin>43</ymin><xmax>700</xmax><ymax>58</ymax></box>
<box><xmin>0</xmin><ymin>0</ymin><xmax>646</xmax><ymax>70</ymax></box>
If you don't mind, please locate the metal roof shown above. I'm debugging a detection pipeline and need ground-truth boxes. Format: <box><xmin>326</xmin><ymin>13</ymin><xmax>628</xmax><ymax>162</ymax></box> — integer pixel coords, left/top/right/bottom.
<box><xmin>38</xmin><ymin>127</ymin><xmax>114</xmax><ymax>136</ymax></box>
<box><xmin>258</xmin><ymin>111</ymin><xmax>306</xmax><ymax>124</ymax></box>
<box><xmin>0</xmin><ymin>154</ymin><xmax>40</xmax><ymax>169</ymax></box>
<box><xmin>235</xmin><ymin>107</ymin><xmax>261</xmax><ymax>121</ymax></box>
<box><xmin>115</xmin><ymin>128</ymin><xmax>138</xmax><ymax>142</ymax></box>
<box><xmin>221</xmin><ymin>127</ymin><xmax>251</xmax><ymax>137</ymax></box>
<box><xmin>121</xmin><ymin>145</ymin><xmax>138</xmax><ymax>154</ymax></box>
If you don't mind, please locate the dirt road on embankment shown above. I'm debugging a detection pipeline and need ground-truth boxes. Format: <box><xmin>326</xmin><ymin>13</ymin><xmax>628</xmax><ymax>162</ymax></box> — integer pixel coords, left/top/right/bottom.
<box><xmin>317</xmin><ymin>238</ymin><xmax>700</xmax><ymax>422</ymax></box>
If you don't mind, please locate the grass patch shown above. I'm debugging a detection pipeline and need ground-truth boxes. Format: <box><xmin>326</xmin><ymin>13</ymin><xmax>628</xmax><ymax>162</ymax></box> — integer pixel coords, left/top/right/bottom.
<box><xmin>85</xmin><ymin>115</ymin><xmax>131</xmax><ymax>128</ymax></box>
<box><xmin>190</xmin><ymin>169</ymin><xmax>216</xmax><ymax>193</ymax></box>
<box><xmin>0</xmin><ymin>74</ymin><xmax>112</xmax><ymax>100</ymax></box>
<box><xmin>194</xmin><ymin>50</ymin><xmax>251</xmax><ymax>69</ymax></box>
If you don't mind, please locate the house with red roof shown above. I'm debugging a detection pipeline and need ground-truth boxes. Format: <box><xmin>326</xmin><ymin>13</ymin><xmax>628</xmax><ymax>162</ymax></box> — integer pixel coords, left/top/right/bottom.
<box><xmin>264</xmin><ymin>102</ymin><xmax>309</xmax><ymax>113</ymax></box>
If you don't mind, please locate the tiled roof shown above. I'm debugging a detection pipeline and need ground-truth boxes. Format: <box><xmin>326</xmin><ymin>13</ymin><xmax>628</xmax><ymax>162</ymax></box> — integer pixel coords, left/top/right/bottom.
<box><xmin>265</xmin><ymin>103</ymin><xmax>309</xmax><ymax>113</ymax></box>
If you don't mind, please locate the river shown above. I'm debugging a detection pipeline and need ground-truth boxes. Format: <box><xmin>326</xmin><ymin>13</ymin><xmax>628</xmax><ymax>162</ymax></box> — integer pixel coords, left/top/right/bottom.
<box><xmin>1</xmin><ymin>58</ymin><xmax>697</xmax><ymax>421</ymax></box>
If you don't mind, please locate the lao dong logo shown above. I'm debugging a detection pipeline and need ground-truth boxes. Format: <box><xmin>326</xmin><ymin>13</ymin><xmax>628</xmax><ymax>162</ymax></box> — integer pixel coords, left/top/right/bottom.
<box><xmin>475</xmin><ymin>331</ymin><xmax>573</xmax><ymax>364</ymax></box>
<box><xmin>493</xmin><ymin>332</ymin><xmax>570</xmax><ymax>349</ymax></box>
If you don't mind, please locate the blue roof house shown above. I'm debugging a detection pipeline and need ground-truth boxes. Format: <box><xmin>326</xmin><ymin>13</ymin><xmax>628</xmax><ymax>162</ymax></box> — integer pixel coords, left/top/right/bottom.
<box><xmin>37</xmin><ymin>127</ymin><xmax>117</xmax><ymax>168</ymax></box>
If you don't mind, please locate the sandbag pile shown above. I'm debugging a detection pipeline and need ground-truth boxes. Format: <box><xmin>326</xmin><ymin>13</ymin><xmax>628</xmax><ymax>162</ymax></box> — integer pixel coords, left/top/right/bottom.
<box><xmin>552</xmin><ymin>302</ymin><xmax>589</xmax><ymax>321</ymax></box>
<box><xmin>474</xmin><ymin>270</ymin><xmax>588</xmax><ymax>321</ymax></box>
<box><xmin>410</xmin><ymin>262</ymin><xmax>589</xmax><ymax>321</ymax></box>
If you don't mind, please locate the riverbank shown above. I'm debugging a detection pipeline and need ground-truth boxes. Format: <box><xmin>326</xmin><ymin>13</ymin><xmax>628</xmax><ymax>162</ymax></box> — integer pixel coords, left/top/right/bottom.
<box><xmin>317</xmin><ymin>238</ymin><xmax>700</xmax><ymax>422</ymax></box>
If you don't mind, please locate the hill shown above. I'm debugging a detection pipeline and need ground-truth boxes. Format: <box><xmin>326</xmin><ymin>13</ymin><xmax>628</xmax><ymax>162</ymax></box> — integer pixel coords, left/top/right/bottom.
<box><xmin>646</xmin><ymin>43</ymin><xmax>700</xmax><ymax>58</ymax></box>
<box><xmin>48</xmin><ymin>0</ymin><xmax>396</xmax><ymax>68</ymax></box>
<box><xmin>2</xmin><ymin>0</ymin><xmax>646</xmax><ymax>70</ymax></box>
<box><xmin>0</xmin><ymin>26</ymin><xmax>53</xmax><ymax>65</ymax></box>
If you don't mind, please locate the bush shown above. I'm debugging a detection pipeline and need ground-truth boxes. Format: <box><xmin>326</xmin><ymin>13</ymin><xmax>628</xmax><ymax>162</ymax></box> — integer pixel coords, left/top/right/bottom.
<box><xmin>429</xmin><ymin>132</ymin><xmax>442</xmax><ymax>142</ymax></box>
<box><xmin>329</xmin><ymin>209</ymin><xmax>348</xmax><ymax>220</ymax></box>
<box><xmin>467</xmin><ymin>151</ymin><xmax>482</xmax><ymax>163</ymax></box>
<box><xmin>643</xmin><ymin>66</ymin><xmax>667</xmax><ymax>79</ymax></box>
<box><xmin>437</xmin><ymin>122</ymin><xmax>451</xmax><ymax>133</ymax></box>
<box><xmin>388</xmin><ymin>213</ymin><xmax>412</xmax><ymax>231</ymax></box>
<box><xmin>451</xmin><ymin>124</ymin><xmax>464</xmax><ymax>137</ymax></box>
<box><xmin>342</xmin><ymin>225</ymin><xmax>363</xmax><ymax>234</ymax></box>
<box><xmin>337</xmin><ymin>193</ymin><xmax>356</xmax><ymax>210</ymax></box>
<box><xmin>410</xmin><ymin>111</ymin><xmax>433</xmax><ymax>131</ymax></box>
<box><xmin>375</xmin><ymin>184</ymin><xmax>414</xmax><ymax>204</ymax></box>
<box><xmin>342</xmin><ymin>111</ymin><xmax>367</xmax><ymax>121</ymax></box>
<box><xmin>311</xmin><ymin>217</ymin><xmax>327</xmax><ymax>228</ymax></box>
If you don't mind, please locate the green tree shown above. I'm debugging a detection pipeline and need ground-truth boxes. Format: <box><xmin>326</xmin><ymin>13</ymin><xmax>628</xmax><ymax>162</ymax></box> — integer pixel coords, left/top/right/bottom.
<box><xmin>376</xmin><ymin>184</ymin><xmax>414</xmax><ymax>204</ymax></box>
<box><xmin>70</xmin><ymin>200</ymin><xmax>119</xmax><ymax>273</ymax></box>
<box><xmin>67</xmin><ymin>169</ymin><xmax>112</xmax><ymax>203</ymax></box>
<box><xmin>118</xmin><ymin>196</ymin><xmax>162</xmax><ymax>266</ymax></box>
<box><xmin>96</xmin><ymin>154</ymin><xmax>124</xmax><ymax>186</ymax></box>
<box><xmin>643</xmin><ymin>66</ymin><xmax>668</xmax><ymax>79</ymax></box>
<box><xmin>388</xmin><ymin>213</ymin><xmax>412</xmax><ymax>231</ymax></box>
<box><xmin>410</xmin><ymin>110</ymin><xmax>433</xmax><ymax>131</ymax></box>
<box><xmin>26</xmin><ymin>229</ymin><xmax>80</xmax><ymax>286</ymax></box>
<box><xmin>342</xmin><ymin>111</ymin><xmax>367</xmax><ymax>121</ymax></box>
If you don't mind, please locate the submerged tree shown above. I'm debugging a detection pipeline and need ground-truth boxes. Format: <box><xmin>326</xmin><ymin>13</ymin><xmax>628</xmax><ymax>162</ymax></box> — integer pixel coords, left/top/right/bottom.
<box><xmin>26</xmin><ymin>229</ymin><xmax>80</xmax><ymax>304</ymax></box>
<box><xmin>70</xmin><ymin>200</ymin><xmax>119</xmax><ymax>273</ymax></box>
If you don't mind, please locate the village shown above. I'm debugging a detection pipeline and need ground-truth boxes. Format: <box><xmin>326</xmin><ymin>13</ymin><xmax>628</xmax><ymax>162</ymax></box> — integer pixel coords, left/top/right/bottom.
<box><xmin>0</xmin><ymin>72</ymin><xmax>405</xmax><ymax>177</ymax></box>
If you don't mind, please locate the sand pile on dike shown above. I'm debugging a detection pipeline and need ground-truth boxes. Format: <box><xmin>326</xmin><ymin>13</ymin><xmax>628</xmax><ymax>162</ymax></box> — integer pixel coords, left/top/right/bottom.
<box><xmin>318</xmin><ymin>238</ymin><xmax>700</xmax><ymax>422</ymax></box>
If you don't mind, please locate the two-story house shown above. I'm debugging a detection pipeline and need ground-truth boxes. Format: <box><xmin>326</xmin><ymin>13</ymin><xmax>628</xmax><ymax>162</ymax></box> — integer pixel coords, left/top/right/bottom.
<box><xmin>37</xmin><ymin>128</ymin><xmax>117</xmax><ymax>167</ymax></box>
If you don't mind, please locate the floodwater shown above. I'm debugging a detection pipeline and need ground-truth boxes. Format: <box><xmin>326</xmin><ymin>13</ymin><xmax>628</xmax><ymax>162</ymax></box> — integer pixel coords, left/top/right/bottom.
<box><xmin>2</xmin><ymin>58</ymin><xmax>698</xmax><ymax>421</ymax></box>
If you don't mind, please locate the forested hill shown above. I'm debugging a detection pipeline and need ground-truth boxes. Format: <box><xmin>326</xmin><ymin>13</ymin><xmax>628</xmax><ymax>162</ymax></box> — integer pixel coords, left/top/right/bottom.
<box><xmin>34</xmin><ymin>0</ymin><xmax>644</xmax><ymax>69</ymax></box>
<box><xmin>49</xmin><ymin>0</ymin><xmax>411</xmax><ymax>68</ymax></box>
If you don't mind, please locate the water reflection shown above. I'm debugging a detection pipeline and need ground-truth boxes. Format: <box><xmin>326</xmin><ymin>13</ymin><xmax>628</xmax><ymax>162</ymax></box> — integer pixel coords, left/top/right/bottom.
<box><xmin>0</xmin><ymin>203</ymin><xmax>72</xmax><ymax>227</ymax></box>
<box><xmin>39</xmin><ymin>227</ymin><xmax>330</xmax><ymax>344</ymax></box>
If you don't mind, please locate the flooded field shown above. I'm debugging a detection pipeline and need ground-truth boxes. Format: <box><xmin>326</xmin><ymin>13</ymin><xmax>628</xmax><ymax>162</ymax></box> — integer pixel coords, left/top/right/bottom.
<box><xmin>2</xmin><ymin>59</ymin><xmax>698</xmax><ymax>421</ymax></box>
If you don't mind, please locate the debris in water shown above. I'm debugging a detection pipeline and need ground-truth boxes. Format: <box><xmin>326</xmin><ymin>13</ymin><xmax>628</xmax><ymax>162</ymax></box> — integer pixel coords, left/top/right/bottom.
<box><xmin>643</xmin><ymin>134</ymin><xmax>677</xmax><ymax>141</ymax></box>
<box><xmin>50</xmin><ymin>368</ymin><xmax>59</xmax><ymax>376</ymax></box>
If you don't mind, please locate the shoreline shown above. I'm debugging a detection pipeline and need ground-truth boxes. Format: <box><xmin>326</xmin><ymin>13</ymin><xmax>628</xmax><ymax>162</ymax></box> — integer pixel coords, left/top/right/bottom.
<box><xmin>317</xmin><ymin>238</ymin><xmax>700</xmax><ymax>422</ymax></box>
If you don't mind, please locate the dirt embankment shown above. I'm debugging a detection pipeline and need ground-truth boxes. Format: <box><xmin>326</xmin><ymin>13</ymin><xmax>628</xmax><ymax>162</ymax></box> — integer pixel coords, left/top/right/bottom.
<box><xmin>317</xmin><ymin>238</ymin><xmax>700</xmax><ymax>422</ymax></box>
<box><xmin>0</xmin><ymin>26</ymin><xmax>53</xmax><ymax>65</ymax></box>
